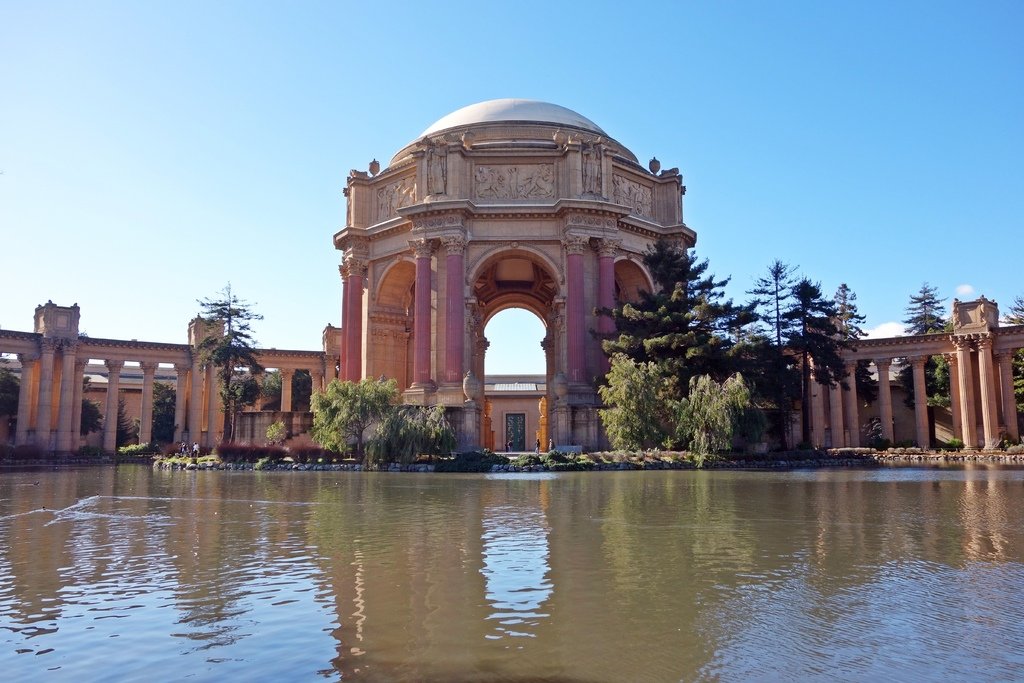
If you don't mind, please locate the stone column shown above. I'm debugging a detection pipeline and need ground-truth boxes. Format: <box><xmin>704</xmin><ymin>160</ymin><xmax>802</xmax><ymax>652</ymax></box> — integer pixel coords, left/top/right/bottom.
<box><xmin>173</xmin><ymin>364</ymin><xmax>188</xmax><ymax>443</ymax></box>
<box><xmin>811</xmin><ymin>379</ymin><xmax>827</xmax><ymax>447</ymax></box>
<box><xmin>339</xmin><ymin>264</ymin><xmax>349</xmax><ymax>378</ymax></box>
<box><xmin>56</xmin><ymin>342</ymin><xmax>79</xmax><ymax>452</ymax></box>
<box><xmin>995</xmin><ymin>351</ymin><xmax>1019</xmax><ymax>441</ymax></box>
<box><xmin>280</xmin><ymin>368</ymin><xmax>295</xmax><ymax>412</ymax></box>
<box><xmin>344</xmin><ymin>258</ymin><xmax>366</xmax><ymax>382</ymax></box>
<box><xmin>205</xmin><ymin>364</ymin><xmax>218</xmax><ymax>446</ymax></box>
<box><xmin>909</xmin><ymin>356</ymin><xmax>930</xmax><ymax>449</ymax></box>
<box><xmin>138</xmin><ymin>361</ymin><xmax>157</xmax><ymax>445</ymax></box>
<box><xmin>875</xmin><ymin>358</ymin><xmax>894</xmax><ymax>443</ymax></box>
<box><xmin>71</xmin><ymin>358</ymin><xmax>86</xmax><ymax>450</ymax></box>
<box><xmin>411</xmin><ymin>238</ymin><xmax>434</xmax><ymax>388</ymax></box>
<box><xmin>15</xmin><ymin>353</ymin><xmax>37</xmax><ymax>445</ymax></box>
<box><xmin>102</xmin><ymin>359</ymin><xmax>123</xmax><ymax>452</ymax></box>
<box><xmin>442</xmin><ymin>236</ymin><xmax>466</xmax><ymax>384</ymax></box>
<box><xmin>828</xmin><ymin>381</ymin><xmax>845</xmax><ymax>448</ymax></box>
<box><xmin>976</xmin><ymin>336</ymin><xmax>1000</xmax><ymax>449</ymax></box>
<box><xmin>310</xmin><ymin>368</ymin><xmax>323</xmax><ymax>396</ymax></box>
<box><xmin>944</xmin><ymin>353</ymin><xmax>963</xmax><ymax>440</ymax></box>
<box><xmin>953</xmin><ymin>337</ymin><xmax>978</xmax><ymax>448</ymax></box>
<box><xmin>563</xmin><ymin>234</ymin><xmax>589</xmax><ymax>384</ymax></box>
<box><xmin>188</xmin><ymin>356</ymin><xmax>202</xmax><ymax>444</ymax></box>
<box><xmin>843</xmin><ymin>362</ymin><xmax>860</xmax><ymax>447</ymax></box>
<box><xmin>596</xmin><ymin>239</ymin><xmax>619</xmax><ymax>375</ymax></box>
<box><xmin>35</xmin><ymin>339</ymin><xmax>57</xmax><ymax>450</ymax></box>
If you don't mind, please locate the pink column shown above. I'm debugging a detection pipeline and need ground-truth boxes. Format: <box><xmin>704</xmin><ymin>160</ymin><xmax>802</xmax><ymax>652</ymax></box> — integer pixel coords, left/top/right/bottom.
<box><xmin>564</xmin><ymin>235</ymin><xmax>588</xmax><ymax>383</ymax></box>
<box><xmin>976</xmin><ymin>336</ymin><xmax>999</xmax><ymax>449</ymax></box>
<box><xmin>344</xmin><ymin>261</ymin><xmax>365</xmax><ymax>381</ymax></box>
<box><xmin>412</xmin><ymin>239</ymin><xmax>434</xmax><ymax>387</ymax></box>
<box><xmin>443</xmin><ymin>236</ymin><xmax>466</xmax><ymax>384</ymax></box>
<box><xmin>596</xmin><ymin>240</ymin><xmax>618</xmax><ymax>375</ymax></box>
<box><xmin>339</xmin><ymin>264</ymin><xmax>349</xmax><ymax>380</ymax></box>
<box><xmin>954</xmin><ymin>337</ymin><xmax>978</xmax><ymax>448</ymax></box>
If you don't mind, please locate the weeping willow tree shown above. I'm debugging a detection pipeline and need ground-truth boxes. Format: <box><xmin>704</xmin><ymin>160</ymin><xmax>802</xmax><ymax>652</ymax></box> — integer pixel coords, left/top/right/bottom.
<box><xmin>366</xmin><ymin>404</ymin><xmax>456</xmax><ymax>466</ymax></box>
<box><xmin>675</xmin><ymin>373</ymin><xmax>764</xmax><ymax>459</ymax></box>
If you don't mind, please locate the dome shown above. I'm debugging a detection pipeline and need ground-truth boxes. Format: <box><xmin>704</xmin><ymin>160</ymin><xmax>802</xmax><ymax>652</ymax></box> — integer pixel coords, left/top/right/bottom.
<box><xmin>420</xmin><ymin>99</ymin><xmax>608</xmax><ymax>138</ymax></box>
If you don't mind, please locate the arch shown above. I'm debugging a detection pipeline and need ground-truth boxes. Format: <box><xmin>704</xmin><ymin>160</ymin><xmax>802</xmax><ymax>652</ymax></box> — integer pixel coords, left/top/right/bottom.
<box><xmin>614</xmin><ymin>256</ymin><xmax>653</xmax><ymax>304</ymax></box>
<box><xmin>374</xmin><ymin>258</ymin><xmax>416</xmax><ymax>311</ymax></box>
<box><xmin>466</xmin><ymin>243</ymin><xmax>564</xmax><ymax>295</ymax></box>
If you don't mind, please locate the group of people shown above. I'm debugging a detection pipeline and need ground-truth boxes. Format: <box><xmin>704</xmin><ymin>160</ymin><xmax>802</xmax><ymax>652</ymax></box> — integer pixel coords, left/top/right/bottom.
<box><xmin>178</xmin><ymin>442</ymin><xmax>201</xmax><ymax>456</ymax></box>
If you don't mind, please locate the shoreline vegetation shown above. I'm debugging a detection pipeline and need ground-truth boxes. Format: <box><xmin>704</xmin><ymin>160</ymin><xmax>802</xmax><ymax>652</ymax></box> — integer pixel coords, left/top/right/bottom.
<box><xmin>4</xmin><ymin>443</ymin><xmax>1024</xmax><ymax>472</ymax></box>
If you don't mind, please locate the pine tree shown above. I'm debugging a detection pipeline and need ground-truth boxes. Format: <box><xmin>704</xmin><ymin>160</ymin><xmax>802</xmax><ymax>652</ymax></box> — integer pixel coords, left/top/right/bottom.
<box><xmin>602</xmin><ymin>239</ymin><xmax>754</xmax><ymax>396</ymax></box>
<box><xmin>834</xmin><ymin>283</ymin><xmax>877</xmax><ymax>404</ymax></box>
<box><xmin>785</xmin><ymin>278</ymin><xmax>850</xmax><ymax>445</ymax></box>
<box><xmin>903</xmin><ymin>283</ymin><xmax>947</xmax><ymax>335</ymax></box>
<box><xmin>749</xmin><ymin>260</ymin><xmax>796</xmax><ymax>346</ymax></box>
<box><xmin>196</xmin><ymin>284</ymin><xmax>264</xmax><ymax>443</ymax></box>
<box><xmin>1005</xmin><ymin>296</ymin><xmax>1024</xmax><ymax>414</ymax></box>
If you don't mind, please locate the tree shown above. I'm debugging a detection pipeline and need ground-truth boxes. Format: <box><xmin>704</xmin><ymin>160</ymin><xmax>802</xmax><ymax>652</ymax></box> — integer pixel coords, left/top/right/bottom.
<box><xmin>748</xmin><ymin>260</ymin><xmax>796</xmax><ymax>346</ymax></box>
<box><xmin>0</xmin><ymin>364</ymin><xmax>18</xmax><ymax>437</ymax></box>
<box><xmin>366</xmin><ymin>404</ymin><xmax>456</xmax><ymax>465</ymax></box>
<box><xmin>1005</xmin><ymin>296</ymin><xmax>1024</xmax><ymax>413</ymax></box>
<box><xmin>259</xmin><ymin>369</ymin><xmax>312</xmax><ymax>411</ymax></box>
<box><xmin>151</xmin><ymin>382</ymin><xmax>176</xmax><ymax>444</ymax></box>
<box><xmin>266</xmin><ymin>420</ymin><xmax>286</xmax><ymax>445</ymax></box>
<box><xmin>834</xmin><ymin>283</ymin><xmax>877</xmax><ymax>404</ymax></box>
<box><xmin>597</xmin><ymin>354</ymin><xmax>676</xmax><ymax>450</ymax></box>
<box><xmin>196</xmin><ymin>284</ymin><xmax>264</xmax><ymax>442</ymax></box>
<box><xmin>311</xmin><ymin>378</ymin><xmax>398</xmax><ymax>457</ymax></box>
<box><xmin>116</xmin><ymin>396</ymin><xmax>136</xmax><ymax>447</ymax></box>
<box><xmin>80</xmin><ymin>399</ymin><xmax>102</xmax><ymax>436</ymax></box>
<box><xmin>602</xmin><ymin>240</ymin><xmax>754</xmax><ymax>395</ymax></box>
<box><xmin>903</xmin><ymin>282</ymin><xmax>947</xmax><ymax>335</ymax></box>
<box><xmin>785</xmin><ymin>278</ymin><xmax>850</xmax><ymax>445</ymax></box>
<box><xmin>675</xmin><ymin>373</ymin><xmax>763</xmax><ymax>460</ymax></box>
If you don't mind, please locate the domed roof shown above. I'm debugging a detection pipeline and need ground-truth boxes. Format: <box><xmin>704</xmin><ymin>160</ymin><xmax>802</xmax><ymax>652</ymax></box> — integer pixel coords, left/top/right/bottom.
<box><xmin>420</xmin><ymin>99</ymin><xmax>608</xmax><ymax>137</ymax></box>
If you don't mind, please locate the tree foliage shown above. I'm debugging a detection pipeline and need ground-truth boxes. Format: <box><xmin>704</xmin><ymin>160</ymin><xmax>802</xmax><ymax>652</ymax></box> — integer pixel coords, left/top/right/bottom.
<box><xmin>266</xmin><ymin>420</ymin><xmax>286</xmax><ymax>445</ymax></box>
<box><xmin>749</xmin><ymin>260</ymin><xmax>796</xmax><ymax>347</ymax></box>
<box><xmin>196</xmin><ymin>284</ymin><xmax>264</xmax><ymax>442</ymax></box>
<box><xmin>597</xmin><ymin>354</ymin><xmax>675</xmax><ymax>450</ymax></box>
<box><xmin>898</xmin><ymin>284</ymin><xmax>951</xmax><ymax>410</ymax></box>
<box><xmin>366</xmin><ymin>404</ymin><xmax>456</xmax><ymax>465</ymax></box>
<box><xmin>676</xmin><ymin>373</ymin><xmax>763</xmax><ymax>458</ymax></box>
<box><xmin>602</xmin><ymin>240</ymin><xmax>754</xmax><ymax>395</ymax></box>
<box><xmin>151</xmin><ymin>382</ymin><xmax>177</xmax><ymax>445</ymax></box>
<box><xmin>834</xmin><ymin>283</ymin><xmax>877</xmax><ymax>405</ymax></box>
<box><xmin>115</xmin><ymin>396</ymin><xmax>136</xmax><ymax>447</ymax></box>
<box><xmin>259</xmin><ymin>369</ymin><xmax>312</xmax><ymax>411</ymax></box>
<box><xmin>311</xmin><ymin>378</ymin><xmax>398</xmax><ymax>457</ymax></box>
<box><xmin>903</xmin><ymin>282</ymin><xmax>947</xmax><ymax>335</ymax></box>
<box><xmin>1006</xmin><ymin>296</ymin><xmax>1024</xmax><ymax>412</ymax></box>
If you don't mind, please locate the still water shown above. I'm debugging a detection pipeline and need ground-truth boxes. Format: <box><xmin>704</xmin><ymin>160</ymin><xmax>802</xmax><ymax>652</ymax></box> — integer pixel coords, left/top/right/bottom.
<box><xmin>2</xmin><ymin>466</ymin><xmax>1023</xmax><ymax>682</ymax></box>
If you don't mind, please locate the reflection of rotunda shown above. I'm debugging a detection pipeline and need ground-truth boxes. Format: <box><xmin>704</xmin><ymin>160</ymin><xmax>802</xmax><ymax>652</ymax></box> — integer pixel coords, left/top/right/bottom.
<box><xmin>334</xmin><ymin>99</ymin><xmax>692</xmax><ymax>450</ymax></box>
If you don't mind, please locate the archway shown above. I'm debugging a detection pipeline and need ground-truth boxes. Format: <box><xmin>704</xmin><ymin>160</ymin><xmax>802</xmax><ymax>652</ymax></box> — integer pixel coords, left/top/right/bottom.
<box><xmin>482</xmin><ymin>308</ymin><xmax>547</xmax><ymax>452</ymax></box>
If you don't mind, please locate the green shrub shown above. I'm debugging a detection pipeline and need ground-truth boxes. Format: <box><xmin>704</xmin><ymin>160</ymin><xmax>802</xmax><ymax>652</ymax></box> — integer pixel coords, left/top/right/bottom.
<box><xmin>77</xmin><ymin>445</ymin><xmax>105</xmax><ymax>457</ymax></box>
<box><xmin>254</xmin><ymin>456</ymin><xmax>275</xmax><ymax>470</ymax></box>
<box><xmin>117</xmin><ymin>442</ymin><xmax>161</xmax><ymax>456</ymax></box>
<box><xmin>943</xmin><ymin>438</ymin><xmax>964</xmax><ymax>451</ymax></box>
<box><xmin>434</xmin><ymin>450</ymin><xmax>509</xmax><ymax>472</ymax></box>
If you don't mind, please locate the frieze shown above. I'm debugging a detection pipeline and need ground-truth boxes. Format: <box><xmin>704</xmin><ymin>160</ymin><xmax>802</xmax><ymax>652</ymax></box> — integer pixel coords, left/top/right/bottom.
<box><xmin>474</xmin><ymin>164</ymin><xmax>555</xmax><ymax>200</ymax></box>
<box><xmin>564</xmin><ymin>213</ymin><xmax>617</xmax><ymax>230</ymax></box>
<box><xmin>612</xmin><ymin>174</ymin><xmax>653</xmax><ymax>217</ymax></box>
<box><xmin>376</xmin><ymin>175</ymin><xmax>416</xmax><ymax>221</ymax></box>
<box><xmin>411</xmin><ymin>214</ymin><xmax>464</xmax><ymax>231</ymax></box>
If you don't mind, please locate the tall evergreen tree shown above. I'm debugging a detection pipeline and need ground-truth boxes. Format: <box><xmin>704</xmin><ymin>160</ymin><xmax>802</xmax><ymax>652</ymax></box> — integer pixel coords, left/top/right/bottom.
<box><xmin>151</xmin><ymin>382</ymin><xmax>176</xmax><ymax>444</ymax></box>
<box><xmin>749</xmin><ymin>260</ymin><xmax>796</xmax><ymax>346</ymax></box>
<box><xmin>785</xmin><ymin>278</ymin><xmax>850</xmax><ymax>445</ymax></box>
<box><xmin>196</xmin><ymin>284</ymin><xmax>264</xmax><ymax>443</ymax></box>
<box><xmin>834</xmin><ymin>283</ymin><xmax>877</xmax><ymax>404</ymax></box>
<box><xmin>903</xmin><ymin>282</ymin><xmax>947</xmax><ymax>335</ymax></box>
<box><xmin>1005</xmin><ymin>296</ymin><xmax>1024</xmax><ymax>415</ymax></box>
<box><xmin>602</xmin><ymin>239</ymin><xmax>754</xmax><ymax>396</ymax></box>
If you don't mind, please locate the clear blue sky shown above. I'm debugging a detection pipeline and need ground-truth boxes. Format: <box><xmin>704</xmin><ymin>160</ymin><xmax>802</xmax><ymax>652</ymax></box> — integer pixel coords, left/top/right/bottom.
<box><xmin>2</xmin><ymin>1</ymin><xmax>1021</xmax><ymax>374</ymax></box>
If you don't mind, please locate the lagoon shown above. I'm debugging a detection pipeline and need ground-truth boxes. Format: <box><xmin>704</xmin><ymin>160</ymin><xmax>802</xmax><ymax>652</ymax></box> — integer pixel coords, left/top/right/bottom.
<box><xmin>2</xmin><ymin>466</ymin><xmax>1023</xmax><ymax>681</ymax></box>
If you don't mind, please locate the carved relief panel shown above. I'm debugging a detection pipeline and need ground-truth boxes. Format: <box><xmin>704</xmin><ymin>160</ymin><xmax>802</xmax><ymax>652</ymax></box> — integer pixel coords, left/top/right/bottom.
<box><xmin>473</xmin><ymin>164</ymin><xmax>556</xmax><ymax>200</ymax></box>
<box><xmin>612</xmin><ymin>174</ymin><xmax>653</xmax><ymax>218</ymax></box>
<box><xmin>376</xmin><ymin>175</ymin><xmax>417</xmax><ymax>222</ymax></box>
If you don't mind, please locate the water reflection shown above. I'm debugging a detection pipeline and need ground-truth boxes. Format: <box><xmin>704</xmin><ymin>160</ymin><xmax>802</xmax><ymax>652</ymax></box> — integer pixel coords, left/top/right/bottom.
<box><xmin>480</xmin><ymin>504</ymin><xmax>552</xmax><ymax>640</ymax></box>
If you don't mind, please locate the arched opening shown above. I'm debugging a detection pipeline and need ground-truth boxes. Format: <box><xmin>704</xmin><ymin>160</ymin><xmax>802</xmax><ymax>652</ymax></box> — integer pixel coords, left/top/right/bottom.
<box><xmin>370</xmin><ymin>260</ymin><xmax>415</xmax><ymax>388</ymax></box>
<box><xmin>614</xmin><ymin>258</ymin><xmax>652</xmax><ymax>304</ymax></box>
<box><xmin>469</xmin><ymin>251</ymin><xmax>560</xmax><ymax>452</ymax></box>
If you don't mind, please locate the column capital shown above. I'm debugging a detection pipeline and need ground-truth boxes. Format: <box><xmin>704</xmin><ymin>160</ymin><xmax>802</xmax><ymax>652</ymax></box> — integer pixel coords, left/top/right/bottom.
<box><xmin>74</xmin><ymin>357</ymin><xmax>89</xmax><ymax>371</ymax></box>
<box><xmin>974</xmin><ymin>334</ymin><xmax>994</xmax><ymax>351</ymax></box>
<box><xmin>279</xmin><ymin>367</ymin><xmax>295</xmax><ymax>378</ymax></box>
<box><xmin>562</xmin><ymin>233</ymin><xmax>589</xmax><ymax>255</ymax></box>
<box><xmin>993</xmin><ymin>349</ymin><xmax>1016</xmax><ymax>363</ymax></box>
<box><xmin>104</xmin><ymin>359</ymin><xmax>124</xmax><ymax>373</ymax></box>
<box><xmin>139</xmin><ymin>361</ymin><xmax>159</xmax><ymax>374</ymax></box>
<box><xmin>17</xmin><ymin>351</ymin><xmax>39</xmax><ymax>364</ymax></box>
<box><xmin>596</xmin><ymin>238</ymin><xmax>621</xmax><ymax>258</ymax></box>
<box><xmin>909</xmin><ymin>355</ymin><xmax>929</xmax><ymax>369</ymax></box>
<box><xmin>409</xmin><ymin>237</ymin><xmax>435</xmax><ymax>259</ymax></box>
<box><xmin>341</xmin><ymin>257</ymin><xmax>368</xmax><ymax>279</ymax></box>
<box><xmin>440</xmin><ymin>234</ymin><xmax>466</xmax><ymax>255</ymax></box>
<box><xmin>874</xmin><ymin>358</ymin><xmax>891</xmax><ymax>371</ymax></box>
<box><xmin>951</xmin><ymin>335</ymin><xmax>974</xmax><ymax>351</ymax></box>
<box><xmin>40</xmin><ymin>338</ymin><xmax>58</xmax><ymax>354</ymax></box>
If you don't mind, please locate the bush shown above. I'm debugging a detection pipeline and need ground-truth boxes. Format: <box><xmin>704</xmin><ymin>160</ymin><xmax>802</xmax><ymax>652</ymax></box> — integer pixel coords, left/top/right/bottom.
<box><xmin>943</xmin><ymin>438</ymin><xmax>964</xmax><ymax>452</ymax></box>
<box><xmin>117</xmin><ymin>443</ymin><xmax>161</xmax><ymax>457</ymax></box>
<box><xmin>77</xmin><ymin>445</ymin><xmax>105</xmax><ymax>457</ymax></box>
<box><xmin>1006</xmin><ymin>444</ymin><xmax>1024</xmax><ymax>455</ymax></box>
<box><xmin>434</xmin><ymin>450</ymin><xmax>509</xmax><ymax>472</ymax></box>
<box><xmin>216</xmin><ymin>442</ymin><xmax>287</xmax><ymax>464</ymax></box>
<box><xmin>290</xmin><ymin>446</ymin><xmax>339</xmax><ymax>464</ymax></box>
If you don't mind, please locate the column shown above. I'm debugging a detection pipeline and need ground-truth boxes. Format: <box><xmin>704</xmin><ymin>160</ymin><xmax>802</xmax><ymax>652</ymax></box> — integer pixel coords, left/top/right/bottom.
<box><xmin>173</xmin><ymin>364</ymin><xmax>188</xmax><ymax>443</ymax></box>
<box><xmin>811</xmin><ymin>379</ymin><xmax>827</xmax><ymax>447</ymax></box>
<box><xmin>843</xmin><ymin>362</ymin><xmax>860</xmax><ymax>447</ymax></box>
<box><xmin>138</xmin><ymin>361</ymin><xmax>157</xmax><ymax>445</ymax></box>
<box><xmin>55</xmin><ymin>342</ymin><xmax>78</xmax><ymax>452</ymax></box>
<box><xmin>442</xmin><ymin>236</ymin><xmax>466</xmax><ymax>384</ymax></box>
<box><xmin>344</xmin><ymin>258</ymin><xmax>366</xmax><ymax>382</ymax></box>
<box><xmin>976</xmin><ymin>336</ymin><xmax>1000</xmax><ymax>449</ymax></box>
<box><xmin>596</xmin><ymin>239</ymin><xmax>619</xmax><ymax>375</ymax></box>
<box><xmin>205</xmin><ymin>364</ymin><xmax>218</xmax><ymax>446</ymax></box>
<box><xmin>910</xmin><ymin>356</ymin><xmax>930</xmax><ymax>449</ymax></box>
<box><xmin>995</xmin><ymin>351</ymin><xmax>1019</xmax><ymax>441</ymax></box>
<box><xmin>280</xmin><ymin>368</ymin><xmax>294</xmax><ymax>412</ymax></box>
<box><xmin>953</xmin><ymin>337</ymin><xmax>978</xmax><ymax>448</ymax></box>
<box><xmin>71</xmin><ymin>358</ymin><xmax>86</xmax><ymax>450</ymax></box>
<box><xmin>15</xmin><ymin>353</ymin><xmax>37</xmax><ymax>445</ymax></box>
<box><xmin>828</xmin><ymin>381</ymin><xmax>845</xmax><ymax>447</ymax></box>
<box><xmin>310</xmin><ymin>367</ymin><xmax>324</xmax><ymax>396</ymax></box>
<box><xmin>35</xmin><ymin>339</ymin><xmax>57</xmax><ymax>449</ymax></box>
<box><xmin>944</xmin><ymin>353</ymin><xmax>963</xmax><ymax>440</ymax></box>
<box><xmin>188</xmin><ymin>356</ymin><xmax>202</xmax><ymax>444</ymax></box>
<box><xmin>875</xmin><ymin>358</ymin><xmax>894</xmax><ymax>443</ymax></box>
<box><xmin>411</xmin><ymin>238</ymin><xmax>434</xmax><ymax>388</ymax></box>
<box><xmin>339</xmin><ymin>264</ymin><xmax>349</xmax><ymax>379</ymax></box>
<box><xmin>102</xmin><ymin>359</ymin><xmax>123</xmax><ymax>452</ymax></box>
<box><xmin>563</xmin><ymin>234</ymin><xmax>588</xmax><ymax>384</ymax></box>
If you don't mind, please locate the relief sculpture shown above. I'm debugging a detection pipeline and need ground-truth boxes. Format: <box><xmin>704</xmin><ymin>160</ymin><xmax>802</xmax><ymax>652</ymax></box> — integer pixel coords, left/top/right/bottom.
<box><xmin>474</xmin><ymin>164</ymin><xmax>555</xmax><ymax>199</ymax></box>
<box><xmin>612</xmin><ymin>174</ymin><xmax>653</xmax><ymax>217</ymax></box>
<box><xmin>376</xmin><ymin>176</ymin><xmax>416</xmax><ymax>221</ymax></box>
